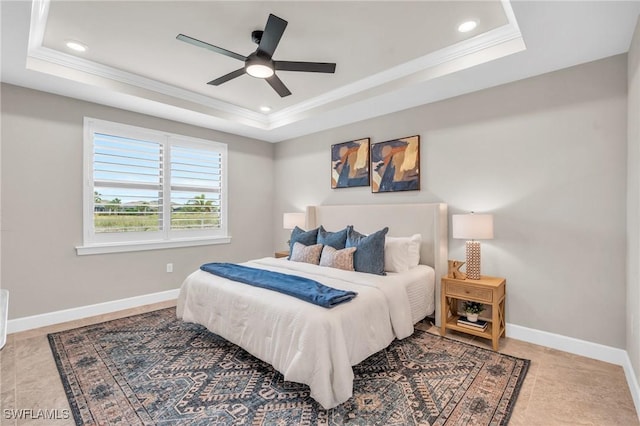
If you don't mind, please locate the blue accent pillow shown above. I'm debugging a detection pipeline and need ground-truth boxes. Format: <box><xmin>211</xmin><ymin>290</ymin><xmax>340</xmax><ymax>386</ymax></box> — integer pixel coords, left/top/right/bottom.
<box><xmin>317</xmin><ymin>225</ymin><xmax>352</xmax><ymax>250</ymax></box>
<box><xmin>346</xmin><ymin>227</ymin><xmax>389</xmax><ymax>275</ymax></box>
<box><xmin>288</xmin><ymin>226</ymin><xmax>319</xmax><ymax>259</ymax></box>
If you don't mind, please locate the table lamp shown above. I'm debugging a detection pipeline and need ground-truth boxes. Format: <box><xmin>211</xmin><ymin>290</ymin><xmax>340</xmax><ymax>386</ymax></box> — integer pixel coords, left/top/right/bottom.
<box><xmin>283</xmin><ymin>212</ymin><xmax>305</xmax><ymax>244</ymax></box>
<box><xmin>452</xmin><ymin>213</ymin><xmax>494</xmax><ymax>280</ymax></box>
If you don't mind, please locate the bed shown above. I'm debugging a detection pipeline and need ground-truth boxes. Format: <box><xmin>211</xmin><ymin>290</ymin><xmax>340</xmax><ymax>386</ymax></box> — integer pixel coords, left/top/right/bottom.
<box><xmin>177</xmin><ymin>203</ymin><xmax>448</xmax><ymax>409</ymax></box>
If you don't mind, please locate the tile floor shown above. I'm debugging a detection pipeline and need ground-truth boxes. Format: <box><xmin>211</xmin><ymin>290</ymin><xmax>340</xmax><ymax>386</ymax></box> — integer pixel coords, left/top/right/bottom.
<box><xmin>0</xmin><ymin>301</ymin><xmax>638</xmax><ymax>425</ymax></box>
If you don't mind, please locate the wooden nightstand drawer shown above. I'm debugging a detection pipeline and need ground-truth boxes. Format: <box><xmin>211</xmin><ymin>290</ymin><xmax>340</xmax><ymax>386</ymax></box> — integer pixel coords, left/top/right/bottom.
<box><xmin>446</xmin><ymin>283</ymin><xmax>493</xmax><ymax>302</ymax></box>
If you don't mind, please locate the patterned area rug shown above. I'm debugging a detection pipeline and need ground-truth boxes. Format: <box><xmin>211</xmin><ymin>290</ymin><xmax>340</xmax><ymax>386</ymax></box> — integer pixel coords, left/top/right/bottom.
<box><xmin>48</xmin><ymin>308</ymin><xmax>529</xmax><ymax>425</ymax></box>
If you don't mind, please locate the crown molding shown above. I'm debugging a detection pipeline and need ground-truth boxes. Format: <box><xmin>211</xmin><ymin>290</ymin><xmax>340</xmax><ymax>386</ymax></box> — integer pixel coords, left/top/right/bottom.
<box><xmin>26</xmin><ymin>45</ymin><xmax>270</xmax><ymax>128</ymax></box>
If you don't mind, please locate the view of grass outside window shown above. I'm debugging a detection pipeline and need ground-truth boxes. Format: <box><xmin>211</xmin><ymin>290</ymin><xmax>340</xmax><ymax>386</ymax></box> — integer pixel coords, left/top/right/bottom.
<box><xmin>93</xmin><ymin>192</ymin><xmax>220</xmax><ymax>233</ymax></box>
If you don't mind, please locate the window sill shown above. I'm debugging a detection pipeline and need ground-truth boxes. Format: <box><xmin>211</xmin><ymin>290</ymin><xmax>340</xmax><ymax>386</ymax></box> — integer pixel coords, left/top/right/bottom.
<box><xmin>76</xmin><ymin>236</ymin><xmax>231</xmax><ymax>255</ymax></box>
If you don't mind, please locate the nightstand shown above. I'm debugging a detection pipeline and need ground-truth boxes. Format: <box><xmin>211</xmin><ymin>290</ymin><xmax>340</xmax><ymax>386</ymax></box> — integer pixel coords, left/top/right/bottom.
<box><xmin>274</xmin><ymin>251</ymin><xmax>289</xmax><ymax>258</ymax></box>
<box><xmin>440</xmin><ymin>275</ymin><xmax>506</xmax><ymax>351</ymax></box>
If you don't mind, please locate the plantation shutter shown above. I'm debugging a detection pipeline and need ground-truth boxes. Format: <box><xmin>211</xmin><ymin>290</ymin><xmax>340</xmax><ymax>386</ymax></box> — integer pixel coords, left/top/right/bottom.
<box><xmin>170</xmin><ymin>144</ymin><xmax>223</xmax><ymax>231</ymax></box>
<box><xmin>81</xmin><ymin>117</ymin><xmax>229</xmax><ymax>253</ymax></box>
<box><xmin>93</xmin><ymin>133</ymin><xmax>163</xmax><ymax>233</ymax></box>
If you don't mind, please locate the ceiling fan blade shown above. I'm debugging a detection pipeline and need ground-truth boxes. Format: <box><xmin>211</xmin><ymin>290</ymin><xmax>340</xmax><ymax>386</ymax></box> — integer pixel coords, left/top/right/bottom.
<box><xmin>207</xmin><ymin>68</ymin><xmax>246</xmax><ymax>86</ymax></box>
<box><xmin>176</xmin><ymin>34</ymin><xmax>246</xmax><ymax>62</ymax></box>
<box><xmin>275</xmin><ymin>61</ymin><xmax>336</xmax><ymax>73</ymax></box>
<box><xmin>257</xmin><ymin>14</ymin><xmax>288</xmax><ymax>57</ymax></box>
<box><xmin>266</xmin><ymin>74</ymin><xmax>292</xmax><ymax>97</ymax></box>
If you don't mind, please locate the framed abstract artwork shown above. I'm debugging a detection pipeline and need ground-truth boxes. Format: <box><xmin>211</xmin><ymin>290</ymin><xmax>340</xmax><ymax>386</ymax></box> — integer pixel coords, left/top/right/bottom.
<box><xmin>331</xmin><ymin>138</ymin><xmax>370</xmax><ymax>188</ymax></box>
<box><xmin>371</xmin><ymin>135</ymin><xmax>420</xmax><ymax>193</ymax></box>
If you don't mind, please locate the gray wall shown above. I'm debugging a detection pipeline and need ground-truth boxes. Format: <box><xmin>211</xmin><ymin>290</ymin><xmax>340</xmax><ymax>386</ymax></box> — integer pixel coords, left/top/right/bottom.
<box><xmin>0</xmin><ymin>84</ymin><xmax>275</xmax><ymax>319</ymax></box>
<box><xmin>274</xmin><ymin>55</ymin><xmax>628</xmax><ymax>348</ymax></box>
<box><xmin>0</xmin><ymin>55</ymin><xmax>630</xmax><ymax>350</ymax></box>
<box><xmin>628</xmin><ymin>17</ymin><xmax>640</xmax><ymax>381</ymax></box>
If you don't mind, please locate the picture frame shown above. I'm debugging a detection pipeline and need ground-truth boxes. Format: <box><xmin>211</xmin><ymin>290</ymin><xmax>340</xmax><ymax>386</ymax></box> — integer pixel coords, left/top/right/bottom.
<box><xmin>371</xmin><ymin>135</ymin><xmax>420</xmax><ymax>193</ymax></box>
<box><xmin>331</xmin><ymin>138</ymin><xmax>370</xmax><ymax>188</ymax></box>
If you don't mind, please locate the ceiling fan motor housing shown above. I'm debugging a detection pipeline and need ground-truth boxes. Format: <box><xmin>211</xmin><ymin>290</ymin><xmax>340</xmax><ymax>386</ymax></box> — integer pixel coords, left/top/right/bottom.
<box><xmin>251</xmin><ymin>30</ymin><xmax>264</xmax><ymax>45</ymax></box>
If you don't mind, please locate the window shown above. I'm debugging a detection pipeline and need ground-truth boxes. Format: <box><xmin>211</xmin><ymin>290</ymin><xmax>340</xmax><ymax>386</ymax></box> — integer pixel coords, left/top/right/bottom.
<box><xmin>77</xmin><ymin>118</ymin><xmax>229</xmax><ymax>255</ymax></box>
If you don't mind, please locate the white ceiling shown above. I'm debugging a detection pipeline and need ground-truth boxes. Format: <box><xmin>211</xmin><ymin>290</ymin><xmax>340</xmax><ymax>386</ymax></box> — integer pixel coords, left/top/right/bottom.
<box><xmin>2</xmin><ymin>1</ymin><xmax>640</xmax><ymax>143</ymax></box>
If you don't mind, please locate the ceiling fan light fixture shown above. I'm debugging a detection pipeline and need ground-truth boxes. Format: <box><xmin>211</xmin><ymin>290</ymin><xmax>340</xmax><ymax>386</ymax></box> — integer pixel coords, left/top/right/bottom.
<box><xmin>246</xmin><ymin>63</ymin><xmax>274</xmax><ymax>79</ymax></box>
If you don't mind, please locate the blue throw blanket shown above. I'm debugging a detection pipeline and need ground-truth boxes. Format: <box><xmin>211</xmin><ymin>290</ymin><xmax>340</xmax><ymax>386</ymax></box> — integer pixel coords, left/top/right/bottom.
<box><xmin>200</xmin><ymin>263</ymin><xmax>357</xmax><ymax>308</ymax></box>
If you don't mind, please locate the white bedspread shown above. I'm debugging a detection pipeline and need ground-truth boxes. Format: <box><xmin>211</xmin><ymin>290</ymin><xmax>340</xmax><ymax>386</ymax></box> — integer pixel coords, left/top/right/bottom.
<box><xmin>176</xmin><ymin>257</ymin><xmax>420</xmax><ymax>409</ymax></box>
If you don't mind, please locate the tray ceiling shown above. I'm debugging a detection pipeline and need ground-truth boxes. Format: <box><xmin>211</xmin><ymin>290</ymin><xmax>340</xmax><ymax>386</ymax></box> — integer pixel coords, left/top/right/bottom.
<box><xmin>2</xmin><ymin>1</ymin><xmax>639</xmax><ymax>142</ymax></box>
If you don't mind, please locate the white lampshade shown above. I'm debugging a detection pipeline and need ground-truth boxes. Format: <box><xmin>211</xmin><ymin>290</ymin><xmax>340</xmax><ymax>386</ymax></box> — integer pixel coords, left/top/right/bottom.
<box><xmin>283</xmin><ymin>212</ymin><xmax>305</xmax><ymax>230</ymax></box>
<box><xmin>452</xmin><ymin>214</ymin><xmax>494</xmax><ymax>240</ymax></box>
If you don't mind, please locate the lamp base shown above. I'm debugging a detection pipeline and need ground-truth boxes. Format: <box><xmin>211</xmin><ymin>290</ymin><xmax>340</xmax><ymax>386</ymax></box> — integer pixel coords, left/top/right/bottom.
<box><xmin>465</xmin><ymin>241</ymin><xmax>481</xmax><ymax>280</ymax></box>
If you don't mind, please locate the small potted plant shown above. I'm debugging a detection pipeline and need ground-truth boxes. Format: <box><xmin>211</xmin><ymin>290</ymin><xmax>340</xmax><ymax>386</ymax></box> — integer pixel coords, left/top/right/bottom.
<box><xmin>463</xmin><ymin>301</ymin><xmax>484</xmax><ymax>322</ymax></box>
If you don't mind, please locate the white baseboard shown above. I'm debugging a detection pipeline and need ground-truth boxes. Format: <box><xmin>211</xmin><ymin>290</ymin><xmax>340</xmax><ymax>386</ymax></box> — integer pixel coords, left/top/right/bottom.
<box><xmin>507</xmin><ymin>322</ymin><xmax>640</xmax><ymax>420</ymax></box>
<box><xmin>7</xmin><ymin>289</ymin><xmax>180</xmax><ymax>334</ymax></box>
<box><xmin>507</xmin><ymin>323</ymin><xmax>629</xmax><ymax>365</ymax></box>
<box><xmin>622</xmin><ymin>352</ymin><xmax>640</xmax><ymax>421</ymax></box>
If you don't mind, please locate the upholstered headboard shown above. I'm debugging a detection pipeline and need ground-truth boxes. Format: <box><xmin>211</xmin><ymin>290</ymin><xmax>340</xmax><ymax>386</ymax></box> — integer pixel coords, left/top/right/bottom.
<box><xmin>306</xmin><ymin>203</ymin><xmax>448</xmax><ymax>325</ymax></box>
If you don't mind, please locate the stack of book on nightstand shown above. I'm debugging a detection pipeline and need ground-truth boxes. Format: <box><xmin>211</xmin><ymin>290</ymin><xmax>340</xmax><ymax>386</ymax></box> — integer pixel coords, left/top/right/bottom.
<box><xmin>457</xmin><ymin>316</ymin><xmax>488</xmax><ymax>331</ymax></box>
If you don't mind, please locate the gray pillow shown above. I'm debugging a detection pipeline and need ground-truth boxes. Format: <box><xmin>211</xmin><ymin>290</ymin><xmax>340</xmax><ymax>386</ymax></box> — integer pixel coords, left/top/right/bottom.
<box><xmin>288</xmin><ymin>226</ymin><xmax>319</xmax><ymax>259</ymax></box>
<box><xmin>317</xmin><ymin>225</ymin><xmax>351</xmax><ymax>250</ymax></box>
<box><xmin>319</xmin><ymin>245</ymin><xmax>357</xmax><ymax>271</ymax></box>
<box><xmin>290</xmin><ymin>242</ymin><xmax>323</xmax><ymax>265</ymax></box>
<box><xmin>346</xmin><ymin>227</ymin><xmax>389</xmax><ymax>275</ymax></box>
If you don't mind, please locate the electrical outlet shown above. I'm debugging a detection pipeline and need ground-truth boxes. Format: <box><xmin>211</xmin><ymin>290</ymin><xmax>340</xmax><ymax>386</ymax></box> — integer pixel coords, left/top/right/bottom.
<box><xmin>166</xmin><ymin>263</ymin><xmax>173</xmax><ymax>273</ymax></box>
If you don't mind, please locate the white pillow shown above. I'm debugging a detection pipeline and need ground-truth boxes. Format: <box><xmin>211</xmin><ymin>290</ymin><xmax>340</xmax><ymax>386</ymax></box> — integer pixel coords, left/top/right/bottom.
<box><xmin>384</xmin><ymin>234</ymin><xmax>422</xmax><ymax>273</ymax></box>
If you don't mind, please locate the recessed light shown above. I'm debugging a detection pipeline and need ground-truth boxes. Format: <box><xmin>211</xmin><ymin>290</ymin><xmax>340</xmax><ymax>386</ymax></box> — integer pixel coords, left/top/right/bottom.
<box><xmin>66</xmin><ymin>40</ymin><xmax>88</xmax><ymax>52</ymax></box>
<box><xmin>458</xmin><ymin>20</ymin><xmax>478</xmax><ymax>33</ymax></box>
<box><xmin>260</xmin><ymin>106</ymin><xmax>272</xmax><ymax>113</ymax></box>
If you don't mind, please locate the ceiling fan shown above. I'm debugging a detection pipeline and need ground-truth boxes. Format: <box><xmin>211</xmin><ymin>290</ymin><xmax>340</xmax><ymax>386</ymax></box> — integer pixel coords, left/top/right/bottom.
<box><xmin>177</xmin><ymin>14</ymin><xmax>337</xmax><ymax>98</ymax></box>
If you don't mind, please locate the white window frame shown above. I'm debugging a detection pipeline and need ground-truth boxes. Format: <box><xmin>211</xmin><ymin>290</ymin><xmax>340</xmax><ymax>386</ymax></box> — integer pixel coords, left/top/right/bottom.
<box><xmin>76</xmin><ymin>117</ymin><xmax>230</xmax><ymax>255</ymax></box>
